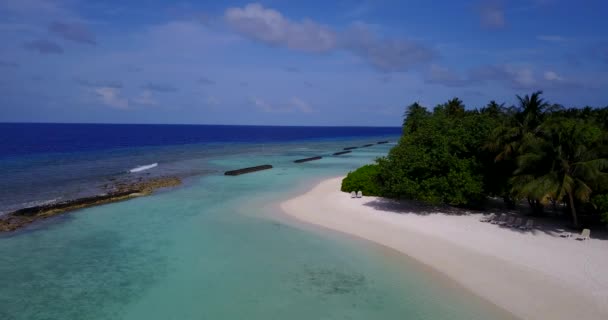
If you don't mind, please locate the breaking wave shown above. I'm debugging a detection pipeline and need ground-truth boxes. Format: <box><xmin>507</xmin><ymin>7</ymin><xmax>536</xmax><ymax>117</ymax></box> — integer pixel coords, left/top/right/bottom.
<box><xmin>129</xmin><ymin>163</ymin><xmax>158</xmax><ymax>173</ymax></box>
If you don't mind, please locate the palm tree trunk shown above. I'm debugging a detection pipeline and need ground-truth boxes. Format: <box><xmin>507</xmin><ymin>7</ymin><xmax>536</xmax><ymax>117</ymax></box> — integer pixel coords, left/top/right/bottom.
<box><xmin>567</xmin><ymin>192</ymin><xmax>579</xmax><ymax>228</ymax></box>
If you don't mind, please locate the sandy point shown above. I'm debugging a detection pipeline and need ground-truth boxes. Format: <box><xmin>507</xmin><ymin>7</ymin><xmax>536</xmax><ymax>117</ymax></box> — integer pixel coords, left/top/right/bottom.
<box><xmin>281</xmin><ymin>177</ymin><xmax>608</xmax><ymax>320</ymax></box>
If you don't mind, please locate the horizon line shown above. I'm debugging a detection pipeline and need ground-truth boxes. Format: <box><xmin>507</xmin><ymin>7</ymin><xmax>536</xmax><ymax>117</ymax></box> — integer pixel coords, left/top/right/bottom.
<box><xmin>0</xmin><ymin>121</ymin><xmax>402</xmax><ymax>128</ymax></box>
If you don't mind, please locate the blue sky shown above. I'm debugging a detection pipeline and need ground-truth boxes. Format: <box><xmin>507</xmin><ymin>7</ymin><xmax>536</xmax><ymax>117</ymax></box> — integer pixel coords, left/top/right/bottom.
<box><xmin>0</xmin><ymin>0</ymin><xmax>607</xmax><ymax>126</ymax></box>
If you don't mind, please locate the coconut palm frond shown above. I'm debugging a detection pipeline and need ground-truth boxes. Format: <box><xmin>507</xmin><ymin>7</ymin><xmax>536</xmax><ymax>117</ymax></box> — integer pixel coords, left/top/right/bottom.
<box><xmin>573</xmin><ymin>158</ymin><xmax>608</xmax><ymax>181</ymax></box>
<box><xmin>574</xmin><ymin>179</ymin><xmax>592</xmax><ymax>202</ymax></box>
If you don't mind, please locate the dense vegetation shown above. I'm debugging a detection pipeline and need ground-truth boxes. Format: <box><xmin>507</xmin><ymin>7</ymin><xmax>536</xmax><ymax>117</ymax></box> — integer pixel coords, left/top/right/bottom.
<box><xmin>343</xmin><ymin>92</ymin><xmax>608</xmax><ymax>227</ymax></box>
<box><xmin>341</xmin><ymin>164</ymin><xmax>382</xmax><ymax>196</ymax></box>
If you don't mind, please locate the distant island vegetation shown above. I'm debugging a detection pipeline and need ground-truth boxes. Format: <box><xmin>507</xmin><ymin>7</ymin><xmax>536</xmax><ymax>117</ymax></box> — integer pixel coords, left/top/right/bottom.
<box><xmin>342</xmin><ymin>91</ymin><xmax>608</xmax><ymax>228</ymax></box>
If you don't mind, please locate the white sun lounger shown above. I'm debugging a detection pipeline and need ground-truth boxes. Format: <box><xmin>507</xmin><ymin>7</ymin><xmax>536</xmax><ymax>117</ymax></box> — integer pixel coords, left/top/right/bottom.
<box><xmin>576</xmin><ymin>229</ymin><xmax>591</xmax><ymax>241</ymax></box>
<box><xmin>519</xmin><ymin>219</ymin><xmax>534</xmax><ymax>230</ymax></box>
<box><xmin>500</xmin><ymin>216</ymin><xmax>514</xmax><ymax>226</ymax></box>
<box><xmin>480</xmin><ymin>214</ymin><xmax>496</xmax><ymax>222</ymax></box>
<box><xmin>491</xmin><ymin>214</ymin><xmax>505</xmax><ymax>224</ymax></box>
<box><xmin>350</xmin><ymin>191</ymin><xmax>356</xmax><ymax>198</ymax></box>
<box><xmin>356</xmin><ymin>191</ymin><xmax>363</xmax><ymax>198</ymax></box>
<box><xmin>509</xmin><ymin>217</ymin><xmax>523</xmax><ymax>228</ymax></box>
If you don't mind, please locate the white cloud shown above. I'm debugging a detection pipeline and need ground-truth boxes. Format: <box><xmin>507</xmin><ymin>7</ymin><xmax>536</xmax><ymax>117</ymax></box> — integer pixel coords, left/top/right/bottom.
<box><xmin>225</xmin><ymin>3</ymin><xmax>336</xmax><ymax>52</ymax></box>
<box><xmin>94</xmin><ymin>87</ymin><xmax>129</xmax><ymax>109</ymax></box>
<box><xmin>543</xmin><ymin>71</ymin><xmax>563</xmax><ymax>81</ymax></box>
<box><xmin>289</xmin><ymin>97</ymin><xmax>314</xmax><ymax>113</ymax></box>
<box><xmin>467</xmin><ymin>64</ymin><xmax>582</xmax><ymax>90</ymax></box>
<box><xmin>93</xmin><ymin>88</ymin><xmax>159</xmax><ymax>108</ymax></box>
<box><xmin>469</xmin><ymin>64</ymin><xmax>537</xmax><ymax>89</ymax></box>
<box><xmin>509</xmin><ymin>66</ymin><xmax>536</xmax><ymax>88</ymax></box>
<box><xmin>342</xmin><ymin>23</ymin><xmax>435</xmax><ymax>72</ymax></box>
<box><xmin>252</xmin><ymin>97</ymin><xmax>270</xmax><ymax>111</ymax></box>
<box><xmin>133</xmin><ymin>90</ymin><xmax>157</xmax><ymax>106</ymax></box>
<box><xmin>223</xmin><ymin>4</ymin><xmax>434</xmax><ymax>72</ymax></box>
<box><xmin>425</xmin><ymin>64</ymin><xmax>576</xmax><ymax>90</ymax></box>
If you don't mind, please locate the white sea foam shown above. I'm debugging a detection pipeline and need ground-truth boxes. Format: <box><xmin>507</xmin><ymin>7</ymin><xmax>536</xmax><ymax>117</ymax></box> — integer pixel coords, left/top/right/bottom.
<box><xmin>1</xmin><ymin>198</ymin><xmax>62</xmax><ymax>216</ymax></box>
<box><xmin>21</xmin><ymin>198</ymin><xmax>61</xmax><ymax>208</ymax></box>
<box><xmin>129</xmin><ymin>163</ymin><xmax>158</xmax><ymax>173</ymax></box>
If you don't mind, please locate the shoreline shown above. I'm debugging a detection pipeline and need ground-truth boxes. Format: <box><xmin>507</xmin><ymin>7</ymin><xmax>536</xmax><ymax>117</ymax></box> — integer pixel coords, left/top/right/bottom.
<box><xmin>280</xmin><ymin>177</ymin><xmax>608</xmax><ymax>320</ymax></box>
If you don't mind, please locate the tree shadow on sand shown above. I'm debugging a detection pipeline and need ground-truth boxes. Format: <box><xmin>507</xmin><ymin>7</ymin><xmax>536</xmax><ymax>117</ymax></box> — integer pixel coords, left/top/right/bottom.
<box><xmin>362</xmin><ymin>197</ymin><xmax>486</xmax><ymax>216</ymax></box>
<box><xmin>362</xmin><ymin>197</ymin><xmax>608</xmax><ymax>241</ymax></box>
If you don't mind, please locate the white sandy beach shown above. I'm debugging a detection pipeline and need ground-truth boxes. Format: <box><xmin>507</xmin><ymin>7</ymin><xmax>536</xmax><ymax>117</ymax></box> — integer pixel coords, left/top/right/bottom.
<box><xmin>281</xmin><ymin>177</ymin><xmax>608</xmax><ymax>320</ymax></box>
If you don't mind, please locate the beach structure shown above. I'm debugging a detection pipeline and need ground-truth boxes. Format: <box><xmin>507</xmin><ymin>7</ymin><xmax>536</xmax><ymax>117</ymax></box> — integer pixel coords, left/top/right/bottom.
<box><xmin>377</xmin><ymin>141</ymin><xmax>389</xmax><ymax>144</ymax></box>
<box><xmin>344</xmin><ymin>146</ymin><xmax>358</xmax><ymax>150</ymax></box>
<box><xmin>576</xmin><ymin>229</ymin><xmax>591</xmax><ymax>241</ymax></box>
<box><xmin>361</xmin><ymin>144</ymin><xmax>374</xmax><ymax>147</ymax></box>
<box><xmin>356</xmin><ymin>191</ymin><xmax>362</xmax><ymax>198</ymax></box>
<box><xmin>224</xmin><ymin>165</ymin><xmax>273</xmax><ymax>176</ymax></box>
<box><xmin>333</xmin><ymin>151</ymin><xmax>352</xmax><ymax>156</ymax></box>
<box><xmin>294</xmin><ymin>156</ymin><xmax>322</xmax><ymax>163</ymax></box>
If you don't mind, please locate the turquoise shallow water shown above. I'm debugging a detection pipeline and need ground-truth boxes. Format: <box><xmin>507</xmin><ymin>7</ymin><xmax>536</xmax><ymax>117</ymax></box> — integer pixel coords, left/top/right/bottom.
<box><xmin>0</xmin><ymin>137</ymin><xmax>514</xmax><ymax>320</ymax></box>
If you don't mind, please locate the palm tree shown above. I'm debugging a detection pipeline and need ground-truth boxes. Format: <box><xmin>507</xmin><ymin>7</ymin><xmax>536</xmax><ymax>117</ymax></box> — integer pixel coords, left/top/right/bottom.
<box><xmin>480</xmin><ymin>100</ymin><xmax>505</xmax><ymax>118</ymax></box>
<box><xmin>488</xmin><ymin>91</ymin><xmax>549</xmax><ymax>161</ymax></box>
<box><xmin>445</xmin><ymin>98</ymin><xmax>465</xmax><ymax>117</ymax></box>
<box><xmin>402</xmin><ymin>102</ymin><xmax>428</xmax><ymax>133</ymax></box>
<box><xmin>516</xmin><ymin>91</ymin><xmax>549</xmax><ymax>129</ymax></box>
<box><xmin>511</xmin><ymin>118</ymin><xmax>608</xmax><ymax>227</ymax></box>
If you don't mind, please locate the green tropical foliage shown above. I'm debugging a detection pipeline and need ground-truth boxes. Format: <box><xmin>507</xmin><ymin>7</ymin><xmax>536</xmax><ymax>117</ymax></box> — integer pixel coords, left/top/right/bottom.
<box><xmin>377</xmin><ymin>99</ymin><xmax>490</xmax><ymax>205</ymax></box>
<box><xmin>341</xmin><ymin>164</ymin><xmax>382</xmax><ymax>196</ymax></box>
<box><xmin>511</xmin><ymin>118</ymin><xmax>608</xmax><ymax>226</ymax></box>
<box><xmin>402</xmin><ymin>102</ymin><xmax>429</xmax><ymax>133</ymax></box>
<box><xmin>591</xmin><ymin>194</ymin><xmax>608</xmax><ymax>223</ymax></box>
<box><xmin>348</xmin><ymin>92</ymin><xmax>608</xmax><ymax>227</ymax></box>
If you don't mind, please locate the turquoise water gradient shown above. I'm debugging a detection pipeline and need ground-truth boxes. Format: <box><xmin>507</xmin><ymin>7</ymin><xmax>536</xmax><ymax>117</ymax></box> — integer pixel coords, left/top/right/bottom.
<box><xmin>0</xmin><ymin>138</ymin><xmax>514</xmax><ymax>320</ymax></box>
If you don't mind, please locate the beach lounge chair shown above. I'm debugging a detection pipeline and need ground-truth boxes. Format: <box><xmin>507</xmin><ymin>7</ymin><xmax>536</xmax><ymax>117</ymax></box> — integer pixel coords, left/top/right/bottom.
<box><xmin>500</xmin><ymin>216</ymin><xmax>514</xmax><ymax>226</ymax></box>
<box><xmin>576</xmin><ymin>229</ymin><xmax>591</xmax><ymax>241</ymax></box>
<box><xmin>356</xmin><ymin>191</ymin><xmax>363</xmax><ymax>198</ymax></box>
<box><xmin>519</xmin><ymin>219</ymin><xmax>534</xmax><ymax>230</ymax></box>
<box><xmin>509</xmin><ymin>217</ymin><xmax>523</xmax><ymax>228</ymax></box>
<box><xmin>480</xmin><ymin>214</ymin><xmax>496</xmax><ymax>223</ymax></box>
<box><xmin>559</xmin><ymin>231</ymin><xmax>572</xmax><ymax>238</ymax></box>
<box><xmin>491</xmin><ymin>214</ymin><xmax>505</xmax><ymax>224</ymax></box>
<box><xmin>350</xmin><ymin>191</ymin><xmax>356</xmax><ymax>198</ymax></box>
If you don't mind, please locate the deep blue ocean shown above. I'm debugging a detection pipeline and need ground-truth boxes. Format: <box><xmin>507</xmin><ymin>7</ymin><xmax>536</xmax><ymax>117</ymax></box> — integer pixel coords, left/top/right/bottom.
<box><xmin>0</xmin><ymin>123</ymin><xmax>400</xmax><ymax>157</ymax></box>
<box><xmin>0</xmin><ymin>123</ymin><xmax>400</xmax><ymax>213</ymax></box>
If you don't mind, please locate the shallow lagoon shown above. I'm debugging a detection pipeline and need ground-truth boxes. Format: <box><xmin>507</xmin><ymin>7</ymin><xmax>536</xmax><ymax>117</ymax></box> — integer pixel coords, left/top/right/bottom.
<box><xmin>0</xmin><ymin>137</ymin><xmax>514</xmax><ymax>320</ymax></box>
